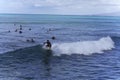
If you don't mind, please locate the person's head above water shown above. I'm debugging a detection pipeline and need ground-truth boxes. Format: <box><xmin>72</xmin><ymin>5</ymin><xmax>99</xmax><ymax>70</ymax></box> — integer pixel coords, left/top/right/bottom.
<box><xmin>47</xmin><ymin>40</ymin><xmax>49</xmax><ymax>42</ymax></box>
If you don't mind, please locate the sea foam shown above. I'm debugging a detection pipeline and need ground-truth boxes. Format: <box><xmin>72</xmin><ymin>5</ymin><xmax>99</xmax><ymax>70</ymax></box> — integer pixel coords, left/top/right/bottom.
<box><xmin>52</xmin><ymin>36</ymin><xmax>115</xmax><ymax>56</ymax></box>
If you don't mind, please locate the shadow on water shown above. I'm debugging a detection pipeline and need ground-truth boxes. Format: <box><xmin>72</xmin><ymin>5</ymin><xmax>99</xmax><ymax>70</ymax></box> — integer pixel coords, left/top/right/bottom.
<box><xmin>0</xmin><ymin>45</ymin><xmax>53</xmax><ymax>80</ymax></box>
<box><xmin>42</xmin><ymin>50</ymin><xmax>52</xmax><ymax>77</ymax></box>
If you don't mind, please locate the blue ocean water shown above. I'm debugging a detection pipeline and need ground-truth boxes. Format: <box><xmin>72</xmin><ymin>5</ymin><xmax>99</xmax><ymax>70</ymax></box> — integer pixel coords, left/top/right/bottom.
<box><xmin>0</xmin><ymin>14</ymin><xmax>120</xmax><ymax>80</ymax></box>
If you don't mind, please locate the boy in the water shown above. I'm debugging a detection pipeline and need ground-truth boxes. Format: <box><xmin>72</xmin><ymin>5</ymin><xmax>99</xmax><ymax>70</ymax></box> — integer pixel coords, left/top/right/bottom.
<box><xmin>44</xmin><ymin>40</ymin><xmax>52</xmax><ymax>49</ymax></box>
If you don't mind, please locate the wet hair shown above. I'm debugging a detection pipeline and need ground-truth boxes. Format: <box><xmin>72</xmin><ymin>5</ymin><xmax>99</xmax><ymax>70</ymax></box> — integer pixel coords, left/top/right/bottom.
<box><xmin>51</xmin><ymin>36</ymin><xmax>55</xmax><ymax>40</ymax></box>
<box><xmin>8</xmin><ymin>30</ymin><xmax>10</xmax><ymax>32</ymax></box>
<box><xmin>26</xmin><ymin>39</ymin><xmax>30</xmax><ymax>42</ymax></box>
<box><xmin>29</xmin><ymin>28</ymin><xmax>31</xmax><ymax>30</ymax></box>
<box><xmin>19</xmin><ymin>31</ymin><xmax>22</xmax><ymax>34</ymax></box>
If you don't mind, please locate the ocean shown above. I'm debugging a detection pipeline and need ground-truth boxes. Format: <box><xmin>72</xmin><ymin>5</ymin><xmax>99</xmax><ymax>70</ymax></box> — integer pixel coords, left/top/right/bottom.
<box><xmin>0</xmin><ymin>14</ymin><xmax>120</xmax><ymax>80</ymax></box>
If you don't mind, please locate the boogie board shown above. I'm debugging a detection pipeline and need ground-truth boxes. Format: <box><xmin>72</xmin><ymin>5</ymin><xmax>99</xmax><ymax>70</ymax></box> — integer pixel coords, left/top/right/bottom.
<box><xmin>43</xmin><ymin>43</ymin><xmax>51</xmax><ymax>50</ymax></box>
<box><xmin>45</xmin><ymin>46</ymin><xmax>51</xmax><ymax>50</ymax></box>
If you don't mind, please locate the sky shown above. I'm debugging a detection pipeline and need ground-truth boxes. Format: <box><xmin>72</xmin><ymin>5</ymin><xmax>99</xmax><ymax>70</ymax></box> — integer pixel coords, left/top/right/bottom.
<box><xmin>0</xmin><ymin>0</ymin><xmax>120</xmax><ymax>15</ymax></box>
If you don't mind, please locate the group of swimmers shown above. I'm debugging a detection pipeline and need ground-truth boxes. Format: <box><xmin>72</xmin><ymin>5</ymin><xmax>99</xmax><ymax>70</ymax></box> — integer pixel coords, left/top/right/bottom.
<box><xmin>9</xmin><ymin>24</ymin><xmax>35</xmax><ymax>43</ymax></box>
<box><xmin>9</xmin><ymin>24</ymin><xmax>55</xmax><ymax>49</ymax></box>
<box><xmin>15</xmin><ymin>25</ymin><xmax>31</xmax><ymax>34</ymax></box>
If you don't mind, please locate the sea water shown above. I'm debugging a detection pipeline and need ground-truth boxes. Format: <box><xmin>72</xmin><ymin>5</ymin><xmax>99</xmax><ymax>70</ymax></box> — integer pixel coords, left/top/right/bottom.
<box><xmin>0</xmin><ymin>14</ymin><xmax>120</xmax><ymax>80</ymax></box>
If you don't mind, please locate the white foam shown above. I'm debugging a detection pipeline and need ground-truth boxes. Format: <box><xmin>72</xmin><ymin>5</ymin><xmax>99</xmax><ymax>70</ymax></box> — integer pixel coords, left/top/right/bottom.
<box><xmin>52</xmin><ymin>36</ymin><xmax>115</xmax><ymax>56</ymax></box>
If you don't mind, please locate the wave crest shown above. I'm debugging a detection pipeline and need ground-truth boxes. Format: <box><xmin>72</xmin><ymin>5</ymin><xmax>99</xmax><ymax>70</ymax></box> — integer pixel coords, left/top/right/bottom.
<box><xmin>52</xmin><ymin>36</ymin><xmax>115</xmax><ymax>56</ymax></box>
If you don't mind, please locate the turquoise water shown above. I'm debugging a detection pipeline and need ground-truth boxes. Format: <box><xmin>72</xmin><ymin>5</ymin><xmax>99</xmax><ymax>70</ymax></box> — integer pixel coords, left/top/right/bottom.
<box><xmin>0</xmin><ymin>14</ymin><xmax>120</xmax><ymax>80</ymax></box>
<box><xmin>0</xmin><ymin>14</ymin><xmax>120</xmax><ymax>24</ymax></box>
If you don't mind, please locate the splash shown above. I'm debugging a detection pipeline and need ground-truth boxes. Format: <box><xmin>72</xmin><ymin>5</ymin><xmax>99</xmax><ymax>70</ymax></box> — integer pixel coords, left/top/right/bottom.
<box><xmin>52</xmin><ymin>36</ymin><xmax>115</xmax><ymax>56</ymax></box>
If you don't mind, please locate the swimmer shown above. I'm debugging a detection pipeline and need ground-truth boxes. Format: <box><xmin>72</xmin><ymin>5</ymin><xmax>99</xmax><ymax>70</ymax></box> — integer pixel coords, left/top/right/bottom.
<box><xmin>15</xmin><ymin>29</ymin><xmax>18</xmax><ymax>32</ymax></box>
<box><xmin>20</xmin><ymin>25</ymin><xmax>22</xmax><ymax>30</ymax></box>
<box><xmin>19</xmin><ymin>31</ymin><xmax>22</xmax><ymax>34</ymax></box>
<box><xmin>51</xmin><ymin>36</ymin><xmax>56</xmax><ymax>40</ymax></box>
<box><xmin>8</xmin><ymin>30</ymin><xmax>10</xmax><ymax>32</ymax></box>
<box><xmin>31</xmin><ymin>38</ymin><xmax>35</xmax><ymax>42</ymax></box>
<box><xmin>26</xmin><ymin>39</ymin><xmax>30</xmax><ymax>42</ymax></box>
<box><xmin>29</xmin><ymin>28</ymin><xmax>31</xmax><ymax>31</ymax></box>
<box><xmin>44</xmin><ymin>40</ymin><xmax>52</xmax><ymax>49</ymax></box>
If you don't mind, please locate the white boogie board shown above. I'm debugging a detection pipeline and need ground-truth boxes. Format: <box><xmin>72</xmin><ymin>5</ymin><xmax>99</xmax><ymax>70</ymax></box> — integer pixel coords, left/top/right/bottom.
<box><xmin>43</xmin><ymin>43</ymin><xmax>51</xmax><ymax>50</ymax></box>
<box><xmin>45</xmin><ymin>46</ymin><xmax>51</xmax><ymax>50</ymax></box>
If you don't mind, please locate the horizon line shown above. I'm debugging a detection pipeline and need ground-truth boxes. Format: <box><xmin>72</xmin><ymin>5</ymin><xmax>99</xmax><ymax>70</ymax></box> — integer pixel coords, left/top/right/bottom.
<box><xmin>0</xmin><ymin>13</ymin><xmax>119</xmax><ymax>17</ymax></box>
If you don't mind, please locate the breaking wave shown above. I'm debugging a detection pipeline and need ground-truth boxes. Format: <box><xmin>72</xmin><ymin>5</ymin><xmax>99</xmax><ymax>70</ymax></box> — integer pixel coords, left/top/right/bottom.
<box><xmin>52</xmin><ymin>36</ymin><xmax>115</xmax><ymax>56</ymax></box>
